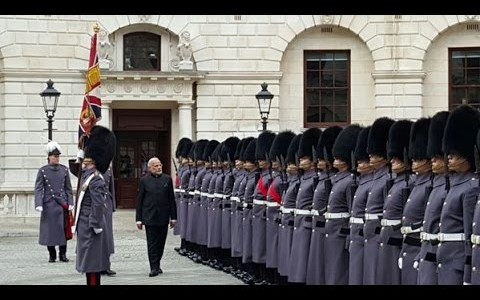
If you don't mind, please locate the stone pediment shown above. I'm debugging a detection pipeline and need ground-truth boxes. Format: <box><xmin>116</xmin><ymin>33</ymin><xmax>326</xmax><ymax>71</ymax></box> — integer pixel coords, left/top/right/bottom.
<box><xmin>100</xmin><ymin>71</ymin><xmax>206</xmax><ymax>102</ymax></box>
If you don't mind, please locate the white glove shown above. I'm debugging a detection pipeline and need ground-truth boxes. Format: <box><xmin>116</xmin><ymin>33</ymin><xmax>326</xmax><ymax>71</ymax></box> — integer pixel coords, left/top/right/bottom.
<box><xmin>68</xmin><ymin>205</ymin><xmax>74</xmax><ymax>211</ymax></box>
<box><xmin>398</xmin><ymin>257</ymin><xmax>403</xmax><ymax>270</ymax></box>
<box><xmin>35</xmin><ymin>206</ymin><xmax>43</xmax><ymax>212</ymax></box>
<box><xmin>93</xmin><ymin>228</ymin><xmax>103</xmax><ymax>234</ymax></box>
<box><xmin>77</xmin><ymin>150</ymin><xmax>85</xmax><ymax>160</ymax></box>
<box><xmin>413</xmin><ymin>261</ymin><xmax>419</xmax><ymax>270</ymax></box>
<box><xmin>463</xmin><ymin>282</ymin><xmax>471</xmax><ymax>285</ymax></box>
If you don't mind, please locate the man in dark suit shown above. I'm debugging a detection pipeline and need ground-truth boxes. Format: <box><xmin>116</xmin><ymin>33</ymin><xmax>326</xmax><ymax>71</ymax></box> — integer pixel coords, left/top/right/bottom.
<box><xmin>136</xmin><ymin>157</ymin><xmax>177</xmax><ymax>277</ymax></box>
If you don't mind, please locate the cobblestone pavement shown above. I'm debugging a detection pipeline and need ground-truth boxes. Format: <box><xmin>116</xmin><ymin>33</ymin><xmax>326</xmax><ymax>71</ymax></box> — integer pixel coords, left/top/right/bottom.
<box><xmin>0</xmin><ymin>210</ymin><xmax>243</xmax><ymax>285</ymax></box>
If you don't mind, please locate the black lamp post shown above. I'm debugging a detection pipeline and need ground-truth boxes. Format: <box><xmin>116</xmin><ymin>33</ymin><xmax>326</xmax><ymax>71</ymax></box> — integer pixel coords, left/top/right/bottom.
<box><xmin>40</xmin><ymin>79</ymin><xmax>61</xmax><ymax>141</ymax></box>
<box><xmin>255</xmin><ymin>82</ymin><xmax>274</xmax><ymax>131</ymax></box>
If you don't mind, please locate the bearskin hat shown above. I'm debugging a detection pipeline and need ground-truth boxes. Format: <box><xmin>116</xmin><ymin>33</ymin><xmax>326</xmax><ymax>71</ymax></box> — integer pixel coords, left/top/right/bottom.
<box><xmin>175</xmin><ymin>137</ymin><xmax>192</xmax><ymax>158</ymax></box>
<box><xmin>187</xmin><ymin>141</ymin><xmax>196</xmax><ymax>160</ymax></box>
<box><xmin>203</xmin><ymin>140</ymin><xmax>219</xmax><ymax>162</ymax></box>
<box><xmin>443</xmin><ymin>104</ymin><xmax>480</xmax><ymax>168</ymax></box>
<box><xmin>84</xmin><ymin>125</ymin><xmax>116</xmax><ymax>174</ymax></box>
<box><xmin>427</xmin><ymin>111</ymin><xmax>449</xmax><ymax>159</ymax></box>
<box><xmin>409</xmin><ymin>118</ymin><xmax>431</xmax><ymax>161</ymax></box>
<box><xmin>298</xmin><ymin>128</ymin><xmax>322</xmax><ymax>160</ymax></box>
<box><xmin>243</xmin><ymin>138</ymin><xmax>257</xmax><ymax>163</ymax></box>
<box><xmin>220</xmin><ymin>136</ymin><xmax>240</xmax><ymax>162</ymax></box>
<box><xmin>234</xmin><ymin>138</ymin><xmax>246</xmax><ymax>161</ymax></box>
<box><xmin>286</xmin><ymin>134</ymin><xmax>302</xmax><ymax>165</ymax></box>
<box><xmin>332</xmin><ymin>124</ymin><xmax>362</xmax><ymax>167</ymax></box>
<box><xmin>255</xmin><ymin>131</ymin><xmax>276</xmax><ymax>161</ymax></box>
<box><xmin>194</xmin><ymin>139</ymin><xmax>209</xmax><ymax>161</ymax></box>
<box><xmin>269</xmin><ymin>130</ymin><xmax>296</xmax><ymax>163</ymax></box>
<box><xmin>180</xmin><ymin>139</ymin><xmax>193</xmax><ymax>159</ymax></box>
<box><xmin>388</xmin><ymin>120</ymin><xmax>413</xmax><ymax>161</ymax></box>
<box><xmin>354</xmin><ymin>126</ymin><xmax>370</xmax><ymax>162</ymax></box>
<box><xmin>211</xmin><ymin>142</ymin><xmax>222</xmax><ymax>163</ymax></box>
<box><xmin>239</xmin><ymin>137</ymin><xmax>254</xmax><ymax>162</ymax></box>
<box><xmin>45</xmin><ymin>141</ymin><xmax>62</xmax><ymax>156</ymax></box>
<box><xmin>367</xmin><ymin>117</ymin><xmax>395</xmax><ymax>158</ymax></box>
<box><xmin>318</xmin><ymin>126</ymin><xmax>343</xmax><ymax>164</ymax></box>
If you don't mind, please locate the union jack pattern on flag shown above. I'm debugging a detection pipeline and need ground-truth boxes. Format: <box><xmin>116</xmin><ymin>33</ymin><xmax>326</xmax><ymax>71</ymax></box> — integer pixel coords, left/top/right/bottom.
<box><xmin>78</xmin><ymin>26</ymin><xmax>102</xmax><ymax>139</ymax></box>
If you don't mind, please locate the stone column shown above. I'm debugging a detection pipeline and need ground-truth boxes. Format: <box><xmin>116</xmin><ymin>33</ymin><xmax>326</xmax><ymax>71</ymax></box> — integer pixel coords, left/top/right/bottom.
<box><xmin>178</xmin><ymin>101</ymin><xmax>194</xmax><ymax>139</ymax></box>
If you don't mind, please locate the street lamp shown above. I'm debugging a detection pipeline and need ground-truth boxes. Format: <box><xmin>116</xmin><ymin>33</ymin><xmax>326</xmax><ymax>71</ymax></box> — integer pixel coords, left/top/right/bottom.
<box><xmin>255</xmin><ymin>82</ymin><xmax>274</xmax><ymax>131</ymax></box>
<box><xmin>40</xmin><ymin>79</ymin><xmax>61</xmax><ymax>141</ymax></box>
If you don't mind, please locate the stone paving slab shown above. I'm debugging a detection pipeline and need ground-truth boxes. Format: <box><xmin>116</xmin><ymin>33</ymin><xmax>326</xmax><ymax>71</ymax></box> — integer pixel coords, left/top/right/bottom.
<box><xmin>0</xmin><ymin>210</ymin><xmax>244</xmax><ymax>285</ymax></box>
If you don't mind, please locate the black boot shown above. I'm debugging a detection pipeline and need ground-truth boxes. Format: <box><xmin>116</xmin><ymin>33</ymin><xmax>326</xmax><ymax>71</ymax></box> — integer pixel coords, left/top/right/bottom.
<box><xmin>59</xmin><ymin>245</ymin><xmax>69</xmax><ymax>262</ymax></box>
<box><xmin>47</xmin><ymin>246</ymin><xmax>56</xmax><ymax>262</ymax></box>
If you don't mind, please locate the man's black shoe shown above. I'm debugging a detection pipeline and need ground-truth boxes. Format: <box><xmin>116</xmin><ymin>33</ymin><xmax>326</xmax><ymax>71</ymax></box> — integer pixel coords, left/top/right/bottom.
<box><xmin>48</xmin><ymin>258</ymin><xmax>55</xmax><ymax>263</ymax></box>
<box><xmin>149</xmin><ymin>270</ymin><xmax>160</xmax><ymax>277</ymax></box>
<box><xmin>59</xmin><ymin>255</ymin><xmax>69</xmax><ymax>262</ymax></box>
<box><xmin>101</xmin><ymin>269</ymin><xmax>117</xmax><ymax>276</ymax></box>
<box><xmin>174</xmin><ymin>247</ymin><xmax>181</xmax><ymax>253</ymax></box>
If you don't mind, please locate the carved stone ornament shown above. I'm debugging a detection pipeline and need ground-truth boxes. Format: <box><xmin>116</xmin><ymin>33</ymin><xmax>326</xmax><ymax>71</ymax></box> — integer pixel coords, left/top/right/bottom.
<box><xmin>321</xmin><ymin>15</ymin><xmax>334</xmax><ymax>25</ymax></box>
<box><xmin>178</xmin><ymin>31</ymin><xmax>194</xmax><ymax>71</ymax></box>
<box><xmin>157</xmin><ymin>84</ymin><xmax>167</xmax><ymax>93</ymax></box>
<box><xmin>138</xmin><ymin>15</ymin><xmax>151</xmax><ymax>22</ymax></box>
<box><xmin>140</xmin><ymin>84</ymin><xmax>149</xmax><ymax>93</ymax></box>
<box><xmin>98</xmin><ymin>29</ymin><xmax>114</xmax><ymax>70</ymax></box>
<box><xmin>173</xmin><ymin>84</ymin><xmax>183</xmax><ymax>93</ymax></box>
<box><xmin>465</xmin><ymin>15</ymin><xmax>479</xmax><ymax>22</ymax></box>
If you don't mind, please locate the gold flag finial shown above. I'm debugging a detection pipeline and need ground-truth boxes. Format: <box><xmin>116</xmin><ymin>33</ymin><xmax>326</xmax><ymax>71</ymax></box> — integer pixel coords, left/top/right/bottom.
<box><xmin>93</xmin><ymin>23</ymin><xmax>100</xmax><ymax>33</ymax></box>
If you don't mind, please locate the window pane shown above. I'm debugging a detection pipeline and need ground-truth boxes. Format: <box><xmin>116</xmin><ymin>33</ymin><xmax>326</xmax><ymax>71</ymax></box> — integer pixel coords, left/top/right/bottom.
<box><xmin>335</xmin><ymin>90</ymin><xmax>348</xmax><ymax>106</ymax></box>
<box><xmin>306</xmin><ymin>59</ymin><xmax>320</xmax><ymax>70</ymax></box>
<box><xmin>321</xmin><ymin>71</ymin><xmax>334</xmax><ymax>87</ymax></box>
<box><xmin>320</xmin><ymin>53</ymin><xmax>334</xmax><ymax>71</ymax></box>
<box><xmin>320</xmin><ymin>106</ymin><xmax>333</xmax><ymax>122</ymax></box>
<box><xmin>124</xmin><ymin>32</ymin><xmax>161</xmax><ymax>71</ymax></box>
<box><xmin>307</xmin><ymin>106</ymin><xmax>320</xmax><ymax>123</ymax></box>
<box><xmin>467</xmin><ymin>51</ymin><xmax>480</xmax><ymax>68</ymax></box>
<box><xmin>307</xmin><ymin>71</ymin><xmax>320</xmax><ymax>87</ymax></box>
<box><xmin>321</xmin><ymin>90</ymin><xmax>334</xmax><ymax>106</ymax></box>
<box><xmin>334</xmin><ymin>52</ymin><xmax>348</xmax><ymax>69</ymax></box>
<box><xmin>467</xmin><ymin>87</ymin><xmax>480</xmax><ymax>108</ymax></box>
<box><xmin>451</xmin><ymin>68</ymin><xmax>465</xmax><ymax>85</ymax></box>
<box><xmin>306</xmin><ymin>90</ymin><xmax>320</xmax><ymax>106</ymax></box>
<box><xmin>334</xmin><ymin>71</ymin><xmax>348</xmax><ymax>87</ymax></box>
<box><xmin>334</xmin><ymin>106</ymin><xmax>347</xmax><ymax>122</ymax></box>
<box><xmin>452</xmin><ymin>88</ymin><xmax>466</xmax><ymax>106</ymax></box>
<box><xmin>467</xmin><ymin>68</ymin><xmax>480</xmax><ymax>84</ymax></box>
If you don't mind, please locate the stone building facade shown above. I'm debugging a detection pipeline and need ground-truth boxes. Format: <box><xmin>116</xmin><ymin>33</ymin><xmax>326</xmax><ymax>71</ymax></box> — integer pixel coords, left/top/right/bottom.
<box><xmin>1</xmin><ymin>15</ymin><xmax>479</xmax><ymax>221</ymax></box>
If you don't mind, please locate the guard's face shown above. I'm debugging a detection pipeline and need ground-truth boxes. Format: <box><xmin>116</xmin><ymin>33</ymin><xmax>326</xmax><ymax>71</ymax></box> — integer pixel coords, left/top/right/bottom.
<box><xmin>431</xmin><ymin>156</ymin><xmax>447</xmax><ymax>174</ymax></box>
<box><xmin>271</xmin><ymin>161</ymin><xmax>280</xmax><ymax>170</ymax></box>
<box><xmin>357</xmin><ymin>160</ymin><xmax>373</xmax><ymax>175</ymax></box>
<box><xmin>48</xmin><ymin>154</ymin><xmax>60</xmax><ymax>165</ymax></box>
<box><xmin>318</xmin><ymin>159</ymin><xmax>327</xmax><ymax>171</ymax></box>
<box><xmin>412</xmin><ymin>159</ymin><xmax>431</xmax><ymax>174</ymax></box>
<box><xmin>149</xmin><ymin>160</ymin><xmax>163</xmax><ymax>175</ymax></box>
<box><xmin>235</xmin><ymin>160</ymin><xmax>244</xmax><ymax>169</ymax></box>
<box><xmin>299</xmin><ymin>157</ymin><xmax>313</xmax><ymax>171</ymax></box>
<box><xmin>244</xmin><ymin>161</ymin><xmax>256</xmax><ymax>171</ymax></box>
<box><xmin>286</xmin><ymin>163</ymin><xmax>298</xmax><ymax>174</ymax></box>
<box><xmin>390</xmin><ymin>157</ymin><xmax>405</xmax><ymax>174</ymax></box>
<box><xmin>369</xmin><ymin>155</ymin><xmax>386</xmax><ymax>170</ymax></box>
<box><xmin>333</xmin><ymin>158</ymin><xmax>348</xmax><ymax>172</ymax></box>
<box><xmin>448</xmin><ymin>154</ymin><xmax>468</xmax><ymax>172</ymax></box>
<box><xmin>258</xmin><ymin>160</ymin><xmax>269</xmax><ymax>169</ymax></box>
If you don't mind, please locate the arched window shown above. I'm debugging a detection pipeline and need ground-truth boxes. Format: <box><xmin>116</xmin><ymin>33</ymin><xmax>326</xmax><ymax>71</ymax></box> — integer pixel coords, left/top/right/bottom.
<box><xmin>124</xmin><ymin>32</ymin><xmax>161</xmax><ymax>71</ymax></box>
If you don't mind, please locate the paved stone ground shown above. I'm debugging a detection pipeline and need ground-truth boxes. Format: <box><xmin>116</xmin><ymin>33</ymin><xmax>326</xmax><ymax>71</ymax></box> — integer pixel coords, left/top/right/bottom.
<box><xmin>0</xmin><ymin>210</ymin><xmax>243</xmax><ymax>285</ymax></box>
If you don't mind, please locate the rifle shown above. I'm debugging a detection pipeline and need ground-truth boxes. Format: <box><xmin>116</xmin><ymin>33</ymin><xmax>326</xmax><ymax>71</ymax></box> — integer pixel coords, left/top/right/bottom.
<box><xmin>411</xmin><ymin>172</ymin><xmax>435</xmax><ymax>231</ymax></box>
<box><xmin>349</xmin><ymin>150</ymin><xmax>359</xmax><ymax>212</ymax></box>
<box><xmin>265</xmin><ymin>152</ymin><xmax>274</xmax><ymax>186</ymax></box>
<box><xmin>444</xmin><ymin>153</ymin><xmax>450</xmax><ymax>192</ymax></box>
<box><xmin>385</xmin><ymin>141</ymin><xmax>394</xmax><ymax>194</ymax></box>
<box><xmin>172</xmin><ymin>157</ymin><xmax>178</xmax><ymax>174</ymax></box>
<box><xmin>295</xmin><ymin>152</ymin><xmax>302</xmax><ymax>180</ymax></box>
<box><xmin>323</xmin><ymin>146</ymin><xmax>332</xmax><ymax>196</ymax></box>
<box><xmin>475</xmin><ymin>145</ymin><xmax>480</xmax><ymax>187</ymax></box>
<box><xmin>279</xmin><ymin>155</ymin><xmax>288</xmax><ymax>198</ymax></box>
<box><xmin>401</xmin><ymin>147</ymin><xmax>412</xmax><ymax>207</ymax></box>
<box><xmin>311</xmin><ymin>146</ymin><xmax>319</xmax><ymax>189</ymax></box>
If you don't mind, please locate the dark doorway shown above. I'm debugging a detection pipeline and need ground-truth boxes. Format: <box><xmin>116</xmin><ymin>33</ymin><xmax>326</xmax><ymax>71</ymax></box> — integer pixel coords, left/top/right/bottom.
<box><xmin>113</xmin><ymin>109</ymin><xmax>171</xmax><ymax>209</ymax></box>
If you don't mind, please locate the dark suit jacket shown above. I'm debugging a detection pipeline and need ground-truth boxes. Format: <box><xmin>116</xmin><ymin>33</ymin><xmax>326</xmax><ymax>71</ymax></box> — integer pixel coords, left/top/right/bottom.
<box><xmin>136</xmin><ymin>173</ymin><xmax>177</xmax><ymax>226</ymax></box>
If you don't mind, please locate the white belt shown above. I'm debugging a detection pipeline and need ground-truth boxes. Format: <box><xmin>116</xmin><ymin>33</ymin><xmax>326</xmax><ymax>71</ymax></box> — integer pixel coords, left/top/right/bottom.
<box><xmin>401</xmin><ymin>226</ymin><xmax>422</xmax><ymax>235</ymax></box>
<box><xmin>295</xmin><ymin>209</ymin><xmax>311</xmax><ymax>216</ymax></box>
<box><xmin>281</xmin><ymin>207</ymin><xmax>295</xmax><ymax>214</ymax></box>
<box><xmin>214</xmin><ymin>193</ymin><xmax>224</xmax><ymax>198</ymax></box>
<box><xmin>310</xmin><ymin>209</ymin><xmax>320</xmax><ymax>216</ymax></box>
<box><xmin>266</xmin><ymin>202</ymin><xmax>280</xmax><ymax>207</ymax></box>
<box><xmin>177</xmin><ymin>189</ymin><xmax>186</xmax><ymax>193</ymax></box>
<box><xmin>350</xmin><ymin>217</ymin><xmax>364</xmax><ymax>224</ymax></box>
<box><xmin>365</xmin><ymin>213</ymin><xmax>383</xmax><ymax>221</ymax></box>
<box><xmin>231</xmin><ymin>196</ymin><xmax>241</xmax><ymax>202</ymax></box>
<box><xmin>188</xmin><ymin>191</ymin><xmax>195</xmax><ymax>196</ymax></box>
<box><xmin>194</xmin><ymin>190</ymin><xmax>201</xmax><ymax>195</ymax></box>
<box><xmin>472</xmin><ymin>234</ymin><xmax>480</xmax><ymax>245</ymax></box>
<box><xmin>207</xmin><ymin>194</ymin><xmax>215</xmax><ymax>198</ymax></box>
<box><xmin>223</xmin><ymin>195</ymin><xmax>230</xmax><ymax>200</ymax></box>
<box><xmin>437</xmin><ymin>233</ymin><xmax>465</xmax><ymax>242</ymax></box>
<box><xmin>325</xmin><ymin>212</ymin><xmax>351</xmax><ymax>219</ymax></box>
<box><xmin>174</xmin><ymin>188</ymin><xmax>181</xmax><ymax>193</ymax></box>
<box><xmin>253</xmin><ymin>199</ymin><xmax>268</xmax><ymax>205</ymax></box>
<box><xmin>242</xmin><ymin>202</ymin><xmax>251</xmax><ymax>208</ymax></box>
<box><xmin>200</xmin><ymin>192</ymin><xmax>209</xmax><ymax>197</ymax></box>
<box><xmin>420</xmin><ymin>232</ymin><xmax>438</xmax><ymax>241</ymax></box>
<box><xmin>381</xmin><ymin>219</ymin><xmax>402</xmax><ymax>226</ymax></box>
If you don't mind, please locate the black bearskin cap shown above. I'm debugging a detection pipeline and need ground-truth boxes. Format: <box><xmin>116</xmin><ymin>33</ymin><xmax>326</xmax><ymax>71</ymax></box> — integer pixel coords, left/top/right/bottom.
<box><xmin>194</xmin><ymin>139</ymin><xmax>209</xmax><ymax>161</ymax></box>
<box><xmin>409</xmin><ymin>118</ymin><xmax>431</xmax><ymax>161</ymax></box>
<box><xmin>211</xmin><ymin>142</ymin><xmax>222</xmax><ymax>162</ymax></box>
<box><xmin>180</xmin><ymin>139</ymin><xmax>193</xmax><ymax>159</ymax></box>
<box><xmin>286</xmin><ymin>134</ymin><xmax>302</xmax><ymax>165</ymax></box>
<box><xmin>255</xmin><ymin>131</ymin><xmax>276</xmax><ymax>161</ymax></box>
<box><xmin>220</xmin><ymin>137</ymin><xmax>240</xmax><ymax>162</ymax></box>
<box><xmin>243</xmin><ymin>138</ymin><xmax>257</xmax><ymax>163</ymax></box>
<box><xmin>187</xmin><ymin>141</ymin><xmax>196</xmax><ymax>160</ymax></box>
<box><xmin>443</xmin><ymin>104</ymin><xmax>480</xmax><ymax>168</ymax></box>
<box><xmin>427</xmin><ymin>111</ymin><xmax>449</xmax><ymax>159</ymax></box>
<box><xmin>234</xmin><ymin>139</ymin><xmax>246</xmax><ymax>160</ymax></box>
<box><xmin>176</xmin><ymin>137</ymin><xmax>192</xmax><ymax>158</ymax></box>
<box><xmin>298</xmin><ymin>128</ymin><xmax>322</xmax><ymax>160</ymax></box>
<box><xmin>202</xmin><ymin>140</ymin><xmax>219</xmax><ymax>162</ymax></box>
<box><xmin>84</xmin><ymin>125</ymin><xmax>116</xmax><ymax>174</ymax></box>
<box><xmin>354</xmin><ymin>126</ymin><xmax>370</xmax><ymax>162</ymax></box>
<box><xmin>318</xmin><ymin>126</ymin><xmax>342</xmax><ymax>163</ymax></box>
<box><xmin>388</xmin><ymin>120</ymin><xmax>413</xmax><ymax>161</ymax></box>
<box><xmin>367</xmin><ymin>117</ymin><xmax>395</xmax><ymax>158</ymax></box>
<box><xmin>332</xmin><ymin>124</ymin><xmax>362</xmax><ymax>167</ymax></box>
<box><xmin>269</xmin><ymin>131</ymin><xmax>296</xmax><ymax>162</ymax></box>
<box><xmin>239</xmin><ymin>137</ymin><xmax>254</xmax><ymax>162</ymax></box>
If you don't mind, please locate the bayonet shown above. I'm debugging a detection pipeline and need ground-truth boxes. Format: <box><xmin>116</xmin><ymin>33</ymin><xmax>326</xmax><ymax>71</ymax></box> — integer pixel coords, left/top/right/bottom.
<box><xmin>172</xmin><ymin>157</ymin><xmax>178</xmax><ymax>174</ymax></box>
<box><xmin>444</xmin><ymin>153</ymin><xmax>450</xmax><ymax>192</ymax></box>
<box><xmin>403</xmin><ymin>147</ymin><xmax>411</xmax><ymax>186</ymax></box>
<box><xmin>349</xmin><ymin>150</ymin><xmax>359</xmax><ymax>213</ymax></box>
<box><xmin>295</xmin><ymin>152</ymin><xmax>302</xmax><ymax>180</ymax></box>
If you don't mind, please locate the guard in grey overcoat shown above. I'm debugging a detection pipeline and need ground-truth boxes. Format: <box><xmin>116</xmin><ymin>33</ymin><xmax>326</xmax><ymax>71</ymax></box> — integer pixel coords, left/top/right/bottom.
<box><xmin>400</xmin><ymin>118</ymin><xmax>431</xmax><ymax>285</ymax></box>
<box><xmin>469</xmin><ymin>129</ymin><xmax>480</xmax><ymax>285</ymax></box>
<box><xmin>207</xmin><ymin>143</ymin><xmax>222</xmax><ymax>268</ymax></box>
<box><xmin>75</xmin><ymin>126</ymin><xmax>116</xmax><ymax>285</ymax></box>
<box><xmin>376</xmin><ymin>120</ymin><xmax>414</xmax><ymax>285</ymax></box>
<box><xmin>35</xmin><ymin>141</ymin><xmax>74</xmax><ymax>263</ymax></box>
<box><xmin>324</xmin><ymin>125</ymin><xmax>362</xmax><ymax>285</ymax></box>
<box><xmin>175</xmin><ymin>139</ymin><xmax>193</xmax><ymax>255</ymax></box>
<box><xmin>348</xmin><ymin>127</ymin><xmax>374</xmax><ymax>285</ymax></box>
<box><xmin>363</xmin><ymin>117</ymin><xmax>395</xmax><ymax>285</ymax></box>
<box><xmin>102</xmin><ymin>168</ymin><xmax>116</xmax><ymax>275</ymax></box>
<box><xmin>184</xmin><ymin>143</ymin><xmax>197</xmax><ymax>255</ymax></box>
<box><xmin>416</xmin><ymin>111</ymin><xmax>449</xmax><ymax>285</ymax></box>
<box><xmin>277</xmin><ymin>134</ymin><xmax>302</xmax><ymax>281</ymax></box>
<box><xmin>288</xmin><ymin>128</ymin><xmax>321</xmax><ymax>284</ymax></box>
<box><xmin>173</xmin><ymin>138</ymin><xmax>192</xmax><ymax>239</ymax></box>
<box><xmin>437</xmin><ymin>105</ymin><xmax>480</xmax><ymax>285</ymax></box>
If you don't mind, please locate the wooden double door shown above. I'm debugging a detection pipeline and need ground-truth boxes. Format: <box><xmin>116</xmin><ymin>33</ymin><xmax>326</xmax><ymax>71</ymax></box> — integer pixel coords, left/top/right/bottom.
<box><xmin>113</xmin><ymin>110</ymin><xmax>171</xmax><ymax>209</ymax></box>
